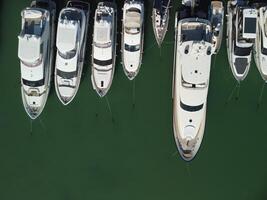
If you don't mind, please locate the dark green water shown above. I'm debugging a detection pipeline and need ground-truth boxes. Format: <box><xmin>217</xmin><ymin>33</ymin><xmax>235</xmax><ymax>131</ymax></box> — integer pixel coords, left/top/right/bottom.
<box><xmin>0</xmin><ymin>0</ymin><xmax>267</xmax><ymax>199</ymax></box>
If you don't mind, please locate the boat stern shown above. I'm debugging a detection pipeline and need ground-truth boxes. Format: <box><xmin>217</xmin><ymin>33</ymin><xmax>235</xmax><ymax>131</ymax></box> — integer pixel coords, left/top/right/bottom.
<box><xmin>231</xmin><ymin>55</ymin><xmax>251</xmax><ymax>82</ymax></box>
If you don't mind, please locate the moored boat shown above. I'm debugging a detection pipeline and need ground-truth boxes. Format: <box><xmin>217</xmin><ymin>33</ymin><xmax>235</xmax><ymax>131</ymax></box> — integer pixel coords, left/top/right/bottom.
<box><xmin>18</xmin><ymin>0</ymin><xmax>56</xmax><ymax>119</ymax></box>
<box><xmin>55</xmin><ymin>1</ymin><xmax>90</xmax><ymax>105</ymax></box>
<box><xmin>226</xmin><ymin>1</ymin><xmax>257</xmax><ymax>82</ymax></box>
<box><xmin>173</xmin><ymin>1</ymin><xmax>224</xmax><ymax>161</ymax></box>
<box><xmin>121</xmin><ymin>0</ymin><xmax>144</xmax><ymax>80</ymax></box>
<box><xmin>91</xmin><ymin>2</ymin><xmax>117</xmax><ymax>97</ymax></box>
<box><xmin>254</xmin><ymin>5</ymin><xmax>267</xmax><ymax>81</ymax></box>
<box><xmin>152</xmin><ymin>0</ymin><xmax>171</xmax><ymax>47</ymax></box>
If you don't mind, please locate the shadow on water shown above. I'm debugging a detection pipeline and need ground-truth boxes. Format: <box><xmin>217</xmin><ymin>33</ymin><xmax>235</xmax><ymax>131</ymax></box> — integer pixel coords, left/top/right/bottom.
<box><xmin>47</xmin><ymin>0</ymin><xmax>67</xmax><ymax>98</ymax></box>
<box><xmin>257</xmin><ymin>81</ymin><xmax>266</xmax><ymax>109</ymax></box>
<box><xmin>0</xmin><ymin>1</ymin><xmax>4</xmax><ymax>48</ymax></box>
<box><xmin>225</xmin><ymin>82</ymin><xmax>240</xmax><ymax>104</ymax></box>
<box><xmin>104</xmin><ymin>95</ymin><xmax>115</xmax><ymax>123</ymax></box>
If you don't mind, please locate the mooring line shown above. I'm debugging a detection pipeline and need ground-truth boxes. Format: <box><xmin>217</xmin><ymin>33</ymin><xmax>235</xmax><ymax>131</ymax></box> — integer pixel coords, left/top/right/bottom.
<box><xmin>105</xmin><ymin>96</ymin><xmax>114</xmax><ymax>123</ymax></box>
<box><xmin>257</xmin><ymin>81</ymin><xmax>266</xmax><ymax>108</ymax></box>
<box><xmin>226</xmin><ymin>82</ymin><xmax>239</xmax><ymax>104</ymax></box>
<box><xmin>132</xmin><ymin>79</ymin><xmax>136</xmax><ymax>109</ymax></box>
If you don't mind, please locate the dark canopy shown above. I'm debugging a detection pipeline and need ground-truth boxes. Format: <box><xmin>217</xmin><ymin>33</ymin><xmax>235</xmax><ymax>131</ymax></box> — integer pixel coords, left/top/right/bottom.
<box><xmin>153</xmin><ymin>0</ymin><xmax>170</xmax><ymax>12</ymax></box>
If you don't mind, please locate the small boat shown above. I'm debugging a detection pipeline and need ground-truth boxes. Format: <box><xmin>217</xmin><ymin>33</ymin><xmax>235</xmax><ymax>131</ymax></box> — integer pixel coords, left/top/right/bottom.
<box><xmin>91</xmin><ymin>2</ymin><xmax>117</xmax><ymax>97</ymax></box>
<box><xmin>254</xmin><ymin>5</ymin><xmax>267</xmax><ymax>81</ymax></box>
<box><xmin>173</xmin><ymin>2</ymin><xmax>220</xmax><ymax>161</ymax></box>
<box><xmin>18</xmin><ymin>0</ymin><xmax>56</xmax><ymax>119</ymax></box>
<box><xmin>55</xmin><ymin>1</ymin><xmax>90</xmax><ymax>105</ymax></box>
<box><xmin>210</xmin><ymin>1</ymin><xmax>224</xmax><ymax>53</ymax></box>
<box><xmin>226</xmin><ymin>1</ymin><xmax>257</xmax><ymax>82</ymax></box>
<box><xmin>152</xmin><ymin>0</ymin><xmax>171</xmax><ymax>46</ymax></box>
<box><xmin>121</xmin><ymin>0</ymin><xmax>144</xmax><ymax>80</ymax></box>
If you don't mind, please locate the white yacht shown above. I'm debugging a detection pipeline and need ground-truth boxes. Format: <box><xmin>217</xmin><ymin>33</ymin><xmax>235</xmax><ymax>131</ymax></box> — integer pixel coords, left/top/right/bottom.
<box><xmin>152</xmin><ymin>0</ymin><xmax>171</xmax><ymax>46</ymax></box>
<box><xmin>173</xmin><ymin>1</ymin><xmax>223</xmax><ymax>160</ymax></box>
<box><xmin>226</xmin><ymin>1</ymin><xmax>257</xmax><ymax>82</ymax></box>
<box><xmin>18</xmin><ymin>0</ymin><xmax>56</xmax><ymax>119</ymax></box>
<box><xmin>254</xmin><ymin>5</ymin><xmax>267</xmax><ymax>81</ymax></box>
<box><xmin>91</xmin><ymin>2</ymin><xmax>117</xmax><ymax>97</ymax></box>
<box><xmin>55</xmin><ymin>1</ymin><xmax>90</xmax><ymax>105</ymax></box>
<box><xmin>121</xmin><ymin>0</ymin><xmax>144</xmax><ymax>80</ymax></box>
<box><xmin>210</xmin><ymin>1</ymin><xmax>224</xmax><ymax>53</ymax></box>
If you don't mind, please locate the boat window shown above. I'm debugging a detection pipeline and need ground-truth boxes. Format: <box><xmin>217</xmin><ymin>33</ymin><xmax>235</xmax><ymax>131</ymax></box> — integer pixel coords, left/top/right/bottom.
<box><xmin>58</xmin><ymin>49</ymin><xmax>77</xmax><ymax>59</ymax></box>
<box><xmin>261</xmin><ymin>31</ymin><xmax>267</xmax><ymax>55</ymax></box>
<box><xmin>180</xmin><ymin>101</ymin><xmax>204</xmax><ymax>112</ymax></box>
<box><xmin>56</xmin><ymin>69</ymin><xmax>77</xmax><ymax>79</ymax></box>
<box><xmin>93</xmin><ymin>58</ymin><xmax>113</xmax><ymax>66</ymax></box>
<box><xmin>22</xmin><ymin>78</ymin><xmax>44</xmax><ymax>87</ymax></box>
<box><xmin>234</xmin><ymin>43</ymin><xmax>251</xmax><ymax>56</ymax></box>
<box><xmin>214</xmin><ymin>30</ymin><xmax>219</xmax><ymax>37</ymax></box>
<box><xmin>244</xmin><ymin>17</ymin><xmax>257</xmax><ymax>34</ymax></box>
<box><xmin>125</xmin><ymin>44</ymin><xmax>140</xmax><ymax>52</ymax></box>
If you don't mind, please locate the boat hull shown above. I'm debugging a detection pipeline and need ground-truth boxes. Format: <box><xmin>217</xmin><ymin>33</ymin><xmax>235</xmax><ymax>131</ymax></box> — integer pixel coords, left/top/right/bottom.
<box><xmin>152</xmin><ymin>8</ymin><xmax>169</xmax><ymax>47</ymax></box>
<box><xmin>55</xmin><ymin>1</ymin><xmax>90</xmax><ymax>105</ymax></box>
<box><xmin>121</xmin><ymin>1</ymin><xmax>144</xmax><ymax>80</ymax></box>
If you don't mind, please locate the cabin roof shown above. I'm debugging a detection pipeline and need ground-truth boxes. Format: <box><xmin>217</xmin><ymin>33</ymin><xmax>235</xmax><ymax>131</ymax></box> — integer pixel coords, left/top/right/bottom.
<box><xmin>94</xmin><ymin>21</ymin><xmax>111</xmax><ymax>44</ymax></box>
<box><xmin>57</xmin><ymin>20</ymin><xmax>78</xmax><ymax>52</ymax></box>
<box><xmin>18</xmin><ymin>35</ymin><xmax>41</xmax><ymax>64</ymax></box>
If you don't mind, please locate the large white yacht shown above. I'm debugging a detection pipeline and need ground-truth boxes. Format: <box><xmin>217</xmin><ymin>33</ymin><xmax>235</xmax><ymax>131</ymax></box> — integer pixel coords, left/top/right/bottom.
<box><xmin>121</xmin><ymin>0</ymin><xmax>144</xmax><ymax>80</ymax></box>
<box><xmin>210</xmin><ymin>1</ymin><xmax>224</xmax><ymax>53</ymax></box>
<box><xmin>55</xmin><ymin>1</ymin><xmax>90</xmax><ymax>105</ymax></box>
<box><xmin>152</xmin><ymin>0</ymin><xmax>171</xmax><ymax>46</ymax></box>
<box><xmin>18</xmin><ymin>0</ymin><xmax>56</xmax><ymax>119</ymax></box>
<box><xmin>173</xmin><ymin>1</ymin><xmax>223</xmax><ymax>161</ymax></box>
<box><xmin>227</xmin><ymin>1</ymin><xmax>257</xmax><ymax>82</ymax></box>
<box><xmin>254</xmin><ymin>5</ymin><xmax>267</xmax><ymax>81</ymax></box>
<box><xmin>91</xmin><ymin>2</ymin><xmax>117</xmax><ymax>97</ymax></box>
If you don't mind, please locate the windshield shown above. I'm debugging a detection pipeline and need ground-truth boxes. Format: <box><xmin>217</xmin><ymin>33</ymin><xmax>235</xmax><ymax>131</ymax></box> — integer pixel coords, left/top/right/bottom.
<box><xmin>181</xmin><ymin>76</ymin><xmax>207</xmax><ymax>88</ymax></box>
<box><xmin>58</xmin><ymin>49</ymin><xmax>77</xmax><ymax>59</ymax></box>
<box><xmin>56</xmin><ymin>69</ymin><xmax>77</xmax><ymax>79</ymax></box>
<box><xmin>125</xmin><ymin>27</ymin><xmax>140</xmax><ymax>34</ymax></box>
<box><xmin>94</xmin><ymin>41</ymin><xmax>111</xmax><ymax>48</ymax></box>
<box><xmin>261</xmin><ymin>32</ymin><xmax>267</xmax><ymax>55</ymax></box>
<box><xmin>125</xmin><ymin>44</ymin><xmax>140</xmax><ymax>52</ymax></box>
<box><xmin>22</xmin><ymin>78</ymin><xmax>44</xmax><ymax>87</ymax></box>
<box><xmin>234</xmin><ymin>43</ymin><xmax>251</xmax><ymax>56</ymax></box>
<box><xmin>93</xmin><ymin>58</ymin><xmax>113</xmax><ymax>66</ymax></box>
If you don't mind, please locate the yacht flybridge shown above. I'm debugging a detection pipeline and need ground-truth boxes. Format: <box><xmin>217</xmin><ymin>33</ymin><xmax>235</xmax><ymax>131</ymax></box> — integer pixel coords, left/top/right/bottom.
<box><xmin>173</xmin><ymin>1</ymin><xmax>223</xmax><ymax>161</ymax></box>
<box><xmin>152</xmin><ymin>0</ymin><xmax>171</xmax><ymax>46</ymax></box>
<box><xmin>227</xmin><ymin>1</ymin><xmax>257</xmax><ymax>82</ymax></box>
<box><xmin>18</xmin><ymin>0</ymin><xmax>56</xmax><ymax>119</ymax></box>
<box><xmin>91</xmin><ymin>2</ymin><xmax>117</xmax><ymax>97</ymax></box>
<box><xmin>55</xmin><ymin>1</ymin><xmax>90</xmax><ymax>105</ymax></box>
<box><xmin>254</xmin><ymin>5</ymin><xmax>267</xmax><ymax>81</ymax></box>
<box><xmin>122</xmin><ymin>0</ymin><xmax>144</xmax><ymax>80</ymax></box>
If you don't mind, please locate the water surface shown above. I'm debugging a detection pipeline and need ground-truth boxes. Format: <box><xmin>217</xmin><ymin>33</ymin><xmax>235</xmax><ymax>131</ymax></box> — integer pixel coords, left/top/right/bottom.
<box><xmin>0</xmin><ymin>0</ymin><xmax>266</xmax><ymax>199</ymax></box>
